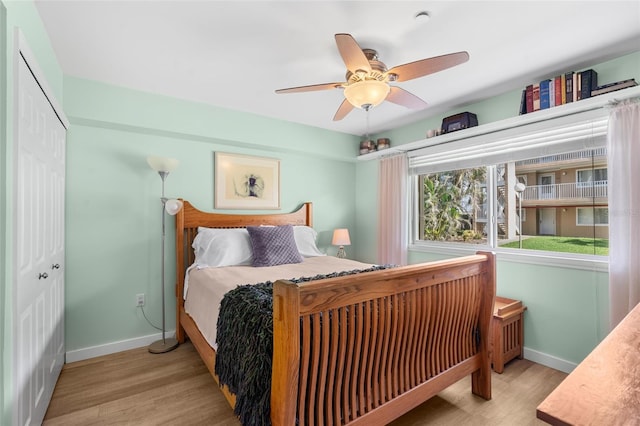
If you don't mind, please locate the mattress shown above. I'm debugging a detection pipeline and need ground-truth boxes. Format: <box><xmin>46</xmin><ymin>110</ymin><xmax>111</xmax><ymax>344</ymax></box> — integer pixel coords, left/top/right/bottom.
<box><xmin>184</xmin><ymin>256</ymin><xmax>374</xmax><ymax>349</ymax></box>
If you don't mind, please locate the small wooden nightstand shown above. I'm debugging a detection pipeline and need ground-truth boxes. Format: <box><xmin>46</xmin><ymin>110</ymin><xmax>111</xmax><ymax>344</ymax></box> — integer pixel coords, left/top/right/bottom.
<box><xmin>492</xmin><ymin>296</ymin><xmax>527</xmax><ymax>373</ymax></box>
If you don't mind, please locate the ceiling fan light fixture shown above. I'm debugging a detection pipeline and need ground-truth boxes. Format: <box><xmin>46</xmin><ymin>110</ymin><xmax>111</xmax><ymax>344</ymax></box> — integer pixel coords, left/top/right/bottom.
<box><xmin>343</xmin><ymin>80</ymin><xmax>390</xmax><ymax>109</ymax></box>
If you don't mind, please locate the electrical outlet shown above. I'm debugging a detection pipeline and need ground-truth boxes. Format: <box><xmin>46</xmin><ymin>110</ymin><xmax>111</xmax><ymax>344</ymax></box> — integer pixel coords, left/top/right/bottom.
<box><xmin>136</xmin><ymin>293</ymin><xmax>145</xmax><ymax>307</ymax></box>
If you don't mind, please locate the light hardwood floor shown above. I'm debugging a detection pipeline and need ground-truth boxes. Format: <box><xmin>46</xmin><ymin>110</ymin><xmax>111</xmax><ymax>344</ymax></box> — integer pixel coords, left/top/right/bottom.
<box><xmin>44</xmin><ymin>342</ymin><xmax>566</xmax><ymax>425</ymax></box>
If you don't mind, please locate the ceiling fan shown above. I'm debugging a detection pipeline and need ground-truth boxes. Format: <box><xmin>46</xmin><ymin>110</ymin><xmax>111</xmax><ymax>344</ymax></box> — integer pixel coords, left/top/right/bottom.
<box><xmin>275</xmin><ymin>33</ymin><xmax>469</xmax><ymax>121</ymax></box>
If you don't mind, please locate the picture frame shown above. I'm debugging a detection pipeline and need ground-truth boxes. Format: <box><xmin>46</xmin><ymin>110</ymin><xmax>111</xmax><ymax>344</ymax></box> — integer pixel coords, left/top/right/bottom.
<box><xmin>214</xmin><ymin>152</ymin><xmax>280</xmax><ymax>209</ymax></box>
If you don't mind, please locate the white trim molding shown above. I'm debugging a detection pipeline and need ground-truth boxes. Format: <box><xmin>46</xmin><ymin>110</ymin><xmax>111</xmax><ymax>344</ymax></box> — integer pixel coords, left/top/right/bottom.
<box><xmin>65</xmin><ymin>330</ymin><xmax>177</xmax><ymax>363</ymax></box>
<box><xmin>524</xmin><ymin>346</ymin><xmax>577</xmax><ymax>374</ymax></box>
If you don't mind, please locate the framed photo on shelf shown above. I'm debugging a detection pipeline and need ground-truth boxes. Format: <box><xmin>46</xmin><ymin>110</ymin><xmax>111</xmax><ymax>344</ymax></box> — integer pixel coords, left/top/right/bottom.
<box><xmin>214</xmin><ymin>152</ymin><xmax>280</xmax><ymax>209</ymax></box>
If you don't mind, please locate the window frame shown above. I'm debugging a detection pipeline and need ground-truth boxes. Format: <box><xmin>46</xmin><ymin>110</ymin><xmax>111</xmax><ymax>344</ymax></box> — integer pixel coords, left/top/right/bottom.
<box><xmin>576</xmin><ymin>167</ymin><xmax>608</xmax><ymax>188</ymax></box>
<box><xmin>408</xmin><ymin>112</ymin><xmax>611</xmax><ymax>271</ymax></box>
<box><xmin>576</xmin><ymin>207</ymin><xmax>609</xmax><ymax>226</ymax></box>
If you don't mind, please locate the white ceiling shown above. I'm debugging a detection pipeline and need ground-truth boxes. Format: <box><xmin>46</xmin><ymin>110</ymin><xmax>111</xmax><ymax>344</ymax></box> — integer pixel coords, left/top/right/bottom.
<box><xmin>34</xmin><ymin>0</ymin><xmax>640</xmax><ymax>136</ymax></box>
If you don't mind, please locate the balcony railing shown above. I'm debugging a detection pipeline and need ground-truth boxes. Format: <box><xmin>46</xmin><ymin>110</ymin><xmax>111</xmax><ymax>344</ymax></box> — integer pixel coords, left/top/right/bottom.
<box><xmin>472</xmin><ymin>181</ymin><xmax>607</xmax><ymax>221</ymax></box>
<box><xmin>522</xmin><ymin>181</ymin><xmax>608</xmax><ymax>201</ymax></box>
<box><xmin>515</xmin><ymin>148</ymin><xmax>607</xmax><ymax>166</ymax></box>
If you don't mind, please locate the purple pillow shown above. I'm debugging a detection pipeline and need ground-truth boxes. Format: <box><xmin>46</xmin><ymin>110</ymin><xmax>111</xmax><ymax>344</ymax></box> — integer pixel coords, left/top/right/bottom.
<box><xmin>247</xmin><ymin>225</ymin><xmax>304</xmax><ymax>267</ymax></box>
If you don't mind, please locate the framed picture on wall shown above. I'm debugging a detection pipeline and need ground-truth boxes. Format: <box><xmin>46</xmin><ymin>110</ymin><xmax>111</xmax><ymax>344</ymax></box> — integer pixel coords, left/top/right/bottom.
<box><xmin>214</xmin><ymin>152</ymin><xmax>280</xmax><ymax>209</ymax></box>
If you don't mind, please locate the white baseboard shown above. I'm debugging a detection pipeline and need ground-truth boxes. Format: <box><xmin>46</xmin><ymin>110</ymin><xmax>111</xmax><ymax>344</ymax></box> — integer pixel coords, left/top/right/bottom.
<box><xmin>523</xmin><ymin>346</ymin><xmax>577</xmax><ymax>374</ymax></box>
<box><xmin>66</xmin><ymin>335</ymin><xmax>576</xmax><ymax>374</ymax></box>
<box><xmin>65</xmin><ymin>330</ymin><xmax>176</xmax><ymax>363</ymax></box>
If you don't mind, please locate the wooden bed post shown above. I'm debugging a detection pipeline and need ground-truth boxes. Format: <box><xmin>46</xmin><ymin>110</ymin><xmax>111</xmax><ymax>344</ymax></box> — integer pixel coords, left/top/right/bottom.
<box><xmin>174</xmin><ymin>198</ymin><xmax>186</xmax><ymax>343</ymax></box>
<box><xmin>271</xmin><ymin>280</ymin><xmax>301</xmax><ymax>425</ymax></box>
<box><xmin>471</xmin><ymin>251</ymin><xmax>496</xmax><ymax>400</ymax></box>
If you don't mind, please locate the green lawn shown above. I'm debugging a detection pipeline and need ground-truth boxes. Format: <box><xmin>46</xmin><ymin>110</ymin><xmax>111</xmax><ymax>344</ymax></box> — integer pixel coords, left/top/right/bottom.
<box><xmin>500</xmin><ymin>236</ymin><xmax>609</xmax><ymax>255</ymax></box>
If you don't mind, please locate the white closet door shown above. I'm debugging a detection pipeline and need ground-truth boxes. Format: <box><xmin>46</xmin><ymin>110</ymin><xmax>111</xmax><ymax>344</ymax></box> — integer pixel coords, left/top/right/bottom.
<box><xmin>14</xmin><ymin>51</ymin><xmax>66</xmax><ymax>426</ymax></box>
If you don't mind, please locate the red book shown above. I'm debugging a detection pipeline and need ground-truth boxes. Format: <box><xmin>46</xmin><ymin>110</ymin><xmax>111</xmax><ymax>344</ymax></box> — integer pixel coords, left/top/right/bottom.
<box><xmin>554</xmin><ymin>75</ymin><xmax>562</xmax><ymax>106</ymax></box>
<box><xmin>532</xmin><ymin>83</ymin><xmax>541</xmax><ymax>111</ymax></box>
<box><xmin>525</xmin><ymin>85</ymin><xmax>534</xmax><ymax>113</ymax></box>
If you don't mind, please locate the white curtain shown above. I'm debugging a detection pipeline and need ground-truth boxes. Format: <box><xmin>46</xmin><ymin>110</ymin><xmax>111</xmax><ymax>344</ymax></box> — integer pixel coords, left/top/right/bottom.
<box><xmin>378</xmin><ymin>154</ymin><xmax>408</xmax><ymax>265</ymax></box>
<box><xmin>608</xmin><ymin>99</ymin><xmax>640</xmax><ymax>329</ymax></box>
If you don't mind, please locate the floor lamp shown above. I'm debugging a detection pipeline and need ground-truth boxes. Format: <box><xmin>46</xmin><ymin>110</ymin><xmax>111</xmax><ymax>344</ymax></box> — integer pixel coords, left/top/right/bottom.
<box><xmin>147</xmin><ymin>156</ymin><xmax>183</xmax><ymax>354</ymax></box>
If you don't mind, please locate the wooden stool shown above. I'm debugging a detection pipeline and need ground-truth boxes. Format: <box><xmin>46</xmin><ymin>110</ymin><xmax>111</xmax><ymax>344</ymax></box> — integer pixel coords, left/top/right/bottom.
<box><xmin>492</xmin><ymin>297</ymin><xmax>527</xmax><ymax>373</ymax></box>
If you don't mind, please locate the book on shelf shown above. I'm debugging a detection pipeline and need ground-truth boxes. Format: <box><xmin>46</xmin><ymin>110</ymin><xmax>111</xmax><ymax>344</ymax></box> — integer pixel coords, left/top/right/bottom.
<box><xmin>519</xmin><ymin>89</ymin><xmax>527</xmax><ymax>115</ymax></box>
<box><xmin>565</xmin><ymin>71</ymin><xmax>574</xmax><ymax>103</ymax></box>
<box><xmin>591</xmin><ymin>78</ymin><xmax>638</xmax><ymax>96</ymax></box>
<box><xmin>519</xmin><ymin>69</ymin><xmax>632</xmax><ymax>114</ymax></box>
<box><xmin>579</xmin><ymin>69</ymin><xmax>598</xmax><ymax>100</ymax></box>
<box><xmin>532</xmin><ymin>83</ymin><xmax>541</xmax><ymax>111</ymax></box>
<box><xmin>539</xmin><ymin>79</ymin><xmax>551</xmax><ymax>109</ymax></box>
<box><xmin>554</xmin><ymin>75</ymin><xmax>562</xmax><ymax>106</ymax></box>
<box><xmin>525</xmin><ymin>84</ymin><xmax>534</xmax><ymax>113</ymax></box>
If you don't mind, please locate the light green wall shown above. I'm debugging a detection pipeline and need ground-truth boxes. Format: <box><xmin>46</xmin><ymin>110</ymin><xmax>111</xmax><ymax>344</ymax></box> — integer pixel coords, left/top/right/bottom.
<box><xmin>1</xmin><ymin>0</ymin><xmax>65</xmax><ymax>423</ymax></box>
<box><xmin>355</xmin><ymin>51</ymin><xmax>640</xmax><ymax>366</ymax></box>
<box><xmin>496</xmin><ymin>261</ymin><xmax>609</xmax><ymax>363</ymax></box>
<box><xmin>64</xmin><ymin>78</ymin><xmax>361</xmax><ymax>161</ymax></box>
<box><xmin>63</xmin><ymin>76</ymin><xmax>360</xmax><ymax>352</ymax></box>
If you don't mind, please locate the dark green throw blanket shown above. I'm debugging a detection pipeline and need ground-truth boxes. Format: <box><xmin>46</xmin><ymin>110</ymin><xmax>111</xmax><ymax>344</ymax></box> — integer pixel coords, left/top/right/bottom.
<box><xmin>215</xmin><ymin>265</ymin><xmax>395</xmax><ymax>426</ymax></box>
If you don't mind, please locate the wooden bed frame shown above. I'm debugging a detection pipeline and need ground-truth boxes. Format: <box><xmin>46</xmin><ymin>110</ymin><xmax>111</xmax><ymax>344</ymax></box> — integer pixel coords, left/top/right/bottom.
<box><xmin>174</xmin><ymin>200</ymin><xmax>496</xmax><ymax>425</ymax></box>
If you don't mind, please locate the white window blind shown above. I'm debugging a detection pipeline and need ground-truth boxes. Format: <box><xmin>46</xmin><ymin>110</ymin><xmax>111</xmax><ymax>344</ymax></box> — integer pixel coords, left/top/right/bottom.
<box><xmin>409</xmin><ymin>108</ymin><xmax>608</xmax><ymax>175</ymax></box>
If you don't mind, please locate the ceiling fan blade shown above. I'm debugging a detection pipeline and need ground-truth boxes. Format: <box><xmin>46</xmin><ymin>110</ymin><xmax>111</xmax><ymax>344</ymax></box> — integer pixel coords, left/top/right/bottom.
<box><xmin>275</xmin><ymin>82</ymin><xmax>344</xmax><ymax>94</ymax></box>
<box><xmin>333</xmin><ymin>99</ymin><xmax>355</xmax><ymax>121</ymax></box>
<box><xmin>387</xmin><ymin>51</ymin><xmax>469</xmax><ymax>82</ymax></box>
<box><xmin>335</xmin><ymin>33</ymin><xmax>371</xmax><ymax>74</ymax></box>
<box><xmin>386</xmin><ymin>86</ymin><xmax>428</xmax><ymax>110</ymax></box>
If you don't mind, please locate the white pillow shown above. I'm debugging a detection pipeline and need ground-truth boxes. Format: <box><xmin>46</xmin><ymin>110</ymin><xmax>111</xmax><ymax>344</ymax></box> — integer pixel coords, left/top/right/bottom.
<box><xmin>192</xmin><ymin>227</ymin><xmax>253</xmax><ymax>268</ymax></box>
<box><xmin>293</xmin><ymin>226</ymin><xmax>325</xmax><ymax>257</ymax></box>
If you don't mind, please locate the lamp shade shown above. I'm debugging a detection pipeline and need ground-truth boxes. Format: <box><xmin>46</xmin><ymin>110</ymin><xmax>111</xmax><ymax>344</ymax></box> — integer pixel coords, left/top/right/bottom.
<box><xmin>165</xmin><ymin>199</ymin><xmax>183</xmax><ymax>216</ymax></box>
<box><xmin>332</xmin><ymin>228</ymin><xmax>351</xmax><ymax>246</ymax></box>
<box><xmin>147</xmin><ymin>156</ymin><xmax>179</xmax><ymax>173</ymax></box>
<box><xmin>343</xmin><ymin>80</ymin><xmax>390</xmax><ymax>109</ymax></box>
<box><xmin>514</xmin><ymin>182</ymin><xmax>526</xmax><ymax>193</ymax></box>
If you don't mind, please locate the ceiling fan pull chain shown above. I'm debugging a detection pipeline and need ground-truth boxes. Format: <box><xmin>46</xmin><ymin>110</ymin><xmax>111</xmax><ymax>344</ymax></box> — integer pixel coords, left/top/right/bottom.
<box><xmin>365</xmin><ymin>107</ymin><xmax>371</xmax><ymax>141</ymax></box>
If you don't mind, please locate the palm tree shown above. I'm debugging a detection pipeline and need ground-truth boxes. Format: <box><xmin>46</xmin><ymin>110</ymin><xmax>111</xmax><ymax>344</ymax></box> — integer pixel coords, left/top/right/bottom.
<box><xmin>421</xmin><ymin>168</ymin><xmax>486</xmax><ymax>241</ymax></box>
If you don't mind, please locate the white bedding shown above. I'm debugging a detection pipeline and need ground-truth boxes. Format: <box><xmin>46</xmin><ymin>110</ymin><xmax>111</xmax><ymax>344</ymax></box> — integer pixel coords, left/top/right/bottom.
<box><xmin>184</xmin><ymin>256</ymin><xmax>374</xmax><ymax>349</ymax></box>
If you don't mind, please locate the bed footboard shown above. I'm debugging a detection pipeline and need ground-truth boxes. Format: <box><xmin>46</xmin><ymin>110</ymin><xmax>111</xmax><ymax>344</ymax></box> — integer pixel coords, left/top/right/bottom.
<box><xmin>272</xmin><ymin>252</ymin><xmax>495</xmax><ymax>426</ymax></box>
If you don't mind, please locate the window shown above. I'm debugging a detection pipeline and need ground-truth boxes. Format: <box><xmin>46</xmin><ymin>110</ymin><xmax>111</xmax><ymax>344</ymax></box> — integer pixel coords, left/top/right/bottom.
<box><xmin>577</xmin><ymin>167</ymin><xmax>607</xmax><ymax>188</ymax></box>
<box><xmin>577</xmin><ymin>207</ymin><xmax>609</xmax><ymax>226</ymax></box>
<box><xmin>410</xmin><ymin>113</ymin><xmax>609</xmax><ymax>257</ymax></box>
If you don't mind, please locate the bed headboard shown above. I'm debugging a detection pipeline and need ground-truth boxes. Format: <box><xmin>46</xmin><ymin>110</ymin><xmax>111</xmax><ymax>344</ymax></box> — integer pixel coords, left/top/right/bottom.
<box><xmin>174</xmin><ymin>200</ymin><xmax>313</xmax><ymax>313</ymax></box>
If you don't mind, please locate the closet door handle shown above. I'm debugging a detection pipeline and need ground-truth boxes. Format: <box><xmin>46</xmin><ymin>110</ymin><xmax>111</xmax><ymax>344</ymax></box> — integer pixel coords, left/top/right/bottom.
<box><xmin>51</xmin><ymin>263</ymin><xmax>60</xmax><ymax>270</ymax></box>
<box><xmin>38</xmin><ymin>272</ymin><xmax>49</xmax><ymax>280</ymax></box>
